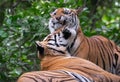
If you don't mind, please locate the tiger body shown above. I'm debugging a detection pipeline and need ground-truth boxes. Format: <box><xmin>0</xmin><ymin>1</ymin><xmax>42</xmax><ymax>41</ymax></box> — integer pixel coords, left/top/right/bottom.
<box><xmin>48</xmin><ymin>8</ymin><xmax>120</xmax><ymax>75</ymax></box>
<box><xmin>17</xmin><ymin>41</ymin><xmax>120</xmax><ymax>82</ymax></box>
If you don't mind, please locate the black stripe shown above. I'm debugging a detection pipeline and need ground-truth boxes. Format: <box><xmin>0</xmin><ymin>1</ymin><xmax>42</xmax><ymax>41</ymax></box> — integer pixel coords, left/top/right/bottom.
<box><xmin>58</xmin><ymin>32</ymin><xmax>60</xmax><ymax>36</ymax></box>
<box><xmin>22</xmin><ymin>76</ymin><xmax>38</xmax><ymax>82</ymax></box>
<box><xmin>74</xmin><ymin>16</ymin><xmax>77</xmax><ymax>28</ymax></box>
<box><xmin>60</xmin><ymin>79</ymin><xmax>76</xmax><ymax>82</ymax></box>
<box><xmin>48</xmin><ymin>39</ymin><xmax>55</xmax><ymax>41</ymax></box>
<box><xmin>81</xmin><ymin>76</ymin><xmax>91</xmax><ymax>82</ymax></box>
<box><xmin>34</xmin><ymin>75</ymin><xmax>46</xmax><ymax>82</ymax></box>
<box><xmin>113</xmin><ymin>53</ymin><xmax>118</xmax><ymax>68</ymax></box>
<box><xmin>72</xmin><ymin>14</ymin><xmax>74</xmax><ymax>23</ymax></box>
<box><xmin>54</xmin><ymin>34</ymin><xmax>59</xmax><ymax>47</ymax></box>
<box><xmin>59</xmin><ymin>40</ymin><xmax>63</xmax><ymax>42</ymax></box>
<box><xmin>67</xmin><ymin>46</ymin><xmax>70</xmax><ymax>54</ymax></box>
<box><xmin>70</xmin><ymin>72</ymin><xmax>83</xmax><ymax>81</ymax></box>
<box><xmin>48</xmin><ymin>43</ymin><xmax>54</xmax><ymax>46</ymax></box>
<box><xmin>48</xmin><ymin>47</ymin><xmax>65</xmax><ymax>54</ymax></box>
<box><xmin>60</xmin><ymin>44</ymin><xmax>67</xmax><ymax>47</ymax></box>
<box><xmin>48</xmin><ymin>78</ymin><xmax>52</xmax><ymax>82</ymax></box>
<box><xmin>96</xmin><ymin>56</ymin><xmax>99</xmax><ymax>66</ymax></box>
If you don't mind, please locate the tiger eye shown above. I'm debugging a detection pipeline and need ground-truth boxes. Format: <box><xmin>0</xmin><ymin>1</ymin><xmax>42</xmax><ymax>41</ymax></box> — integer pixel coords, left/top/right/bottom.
<box><xmin>54</xmin><ymin>12</ymin><xmax>56</xmax><ymax>15</ymax></box>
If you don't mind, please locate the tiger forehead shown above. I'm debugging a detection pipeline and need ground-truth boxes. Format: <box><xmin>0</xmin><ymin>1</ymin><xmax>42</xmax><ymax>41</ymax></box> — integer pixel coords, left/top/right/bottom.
<box><xmin>55</xmin><ymin>8</ymin><xmax>64</xmax><ymax>14</ymax></box>
<box><xmin>51</xmin><ymin>8</ymin><xmax>64</xmax><ymax>16</ymax></box>
<box><xmin>43</xmin><ymin>27</ymin><xmax>63</xmax><ymax>41</ymax></box>
<box><xmin>53</xmin><ymin>8</ymin><xmax>76</xmax><ymax>15</ymax></box>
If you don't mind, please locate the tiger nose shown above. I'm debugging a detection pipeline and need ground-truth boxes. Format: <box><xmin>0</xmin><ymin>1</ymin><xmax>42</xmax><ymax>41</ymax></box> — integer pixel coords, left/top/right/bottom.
<box><xmin>56</xmin><ymin>16</ymin><xmax>61</xmax><ymax>20</ymax></box>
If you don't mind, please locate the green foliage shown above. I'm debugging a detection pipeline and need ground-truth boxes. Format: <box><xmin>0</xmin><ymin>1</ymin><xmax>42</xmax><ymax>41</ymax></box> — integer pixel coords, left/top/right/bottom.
<box><xmin>0</xmin><ymin>0</ymin><xmax>120</xmax><ymax>81</ymax></box>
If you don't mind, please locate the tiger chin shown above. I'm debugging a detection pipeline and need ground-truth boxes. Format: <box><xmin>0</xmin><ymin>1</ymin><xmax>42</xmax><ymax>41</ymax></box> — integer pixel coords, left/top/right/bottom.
<box><xmin>47</xmin><ymin>7</ymin><xmax>120</xmax><ymax>75</ymax></box>
<box><xmin>17</xmin><ymin>40</ymin><xmax>120</xmax><ymax>82</ymax></box>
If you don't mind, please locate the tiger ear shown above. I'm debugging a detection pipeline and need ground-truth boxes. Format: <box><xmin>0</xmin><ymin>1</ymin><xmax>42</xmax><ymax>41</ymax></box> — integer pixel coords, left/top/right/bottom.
<box><xmin>76</xmin><ymin>6</ymin><xmax>85</xmax><ymax>15</ymax></box>
<box><xmin>35</xmin><ymin>41</ymin><xmax>44</xmax><ymax>58</ymax></box>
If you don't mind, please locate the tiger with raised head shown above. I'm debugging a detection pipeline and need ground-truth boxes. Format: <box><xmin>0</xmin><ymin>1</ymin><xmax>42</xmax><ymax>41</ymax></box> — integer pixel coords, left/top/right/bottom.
<box><xmin>17</xmin><ymin>39</ymin><xmax>120</xmax><ymax>82</ymax></box>
<box><xmin>47</xmin><ymin>7</ymin><xmax>120</xmax><ymax>75</ymax></box>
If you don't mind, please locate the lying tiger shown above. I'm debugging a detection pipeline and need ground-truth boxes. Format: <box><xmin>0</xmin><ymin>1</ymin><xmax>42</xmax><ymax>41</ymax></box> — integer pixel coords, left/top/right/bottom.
<box><xmin>17</xmin><ymin>40</ymin><xmax>120</xmax><ymax>82</ymax></box>
<box><xmin>48</xmin><ymin>7</ymin><xmax>120</xmax><ymax>75</ymax></box>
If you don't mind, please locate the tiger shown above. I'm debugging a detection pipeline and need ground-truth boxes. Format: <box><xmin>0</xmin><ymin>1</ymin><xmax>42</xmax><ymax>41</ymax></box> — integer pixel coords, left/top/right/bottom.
<box><xmin>47</xmin><ymin>7</ymin><xmax>120</xmax><ymax>75</ymax></box>
<box><xmin>17</xmin><ymin>40</ymin><xmax>120</xmax><ymax>82</ymax></box>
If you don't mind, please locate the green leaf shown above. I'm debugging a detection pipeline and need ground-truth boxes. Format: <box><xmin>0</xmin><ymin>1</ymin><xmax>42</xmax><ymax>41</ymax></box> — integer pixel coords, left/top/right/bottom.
<box><xmin>0</xmin><ymin>30</ymin><xmax>7</xmax><ymax>38</ymax></box>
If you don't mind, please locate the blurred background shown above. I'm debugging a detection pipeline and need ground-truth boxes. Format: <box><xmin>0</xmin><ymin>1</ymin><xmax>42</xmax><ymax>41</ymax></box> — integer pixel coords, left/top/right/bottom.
<box><xmin>0</xmin><ymin>0</ymin><xmax>120</xmax><ymax>81</ymax></box>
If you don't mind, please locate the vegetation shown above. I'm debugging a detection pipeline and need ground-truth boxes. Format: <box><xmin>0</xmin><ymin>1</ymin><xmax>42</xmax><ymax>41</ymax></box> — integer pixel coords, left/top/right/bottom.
<box><xmin>0</xmin><ymin>0</ymin><xmax>120</xmax><ymax>81</ymax></box>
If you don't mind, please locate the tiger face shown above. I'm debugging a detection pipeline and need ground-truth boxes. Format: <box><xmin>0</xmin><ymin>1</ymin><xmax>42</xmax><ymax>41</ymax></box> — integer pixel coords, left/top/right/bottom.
<box><xmin>48</xmin><ymin>8</ymin><xmax>81</xmax><ymax>33</ymax></box>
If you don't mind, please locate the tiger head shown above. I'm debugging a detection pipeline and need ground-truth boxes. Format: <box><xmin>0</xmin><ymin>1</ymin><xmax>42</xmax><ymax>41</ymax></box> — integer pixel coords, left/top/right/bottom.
<box><xmin>35</xmin><ymin>25</ymin><xmax>78</xmax><ymax>59</ymax></box>
<box><xmin>35</xmin><ymin>41</ymin><xmax>65</xmax><ymax>59</ymax></box>
<box><xmin>49</xmin><ymin>7</ymin><xmax>84</xmax><ymax>33</ymax></box>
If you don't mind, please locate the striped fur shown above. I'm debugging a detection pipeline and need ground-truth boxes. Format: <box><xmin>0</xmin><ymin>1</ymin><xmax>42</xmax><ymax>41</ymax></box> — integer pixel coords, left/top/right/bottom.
<box><xmin>47</xmin><ymin>8</ymin><xmax>120</xmax><ymax>75</ymax></box>
<box><xmin>17</xmin><ymin>70</ymin><xmax>92</xmax><ymax>82</ymax></box>
<box><xmin>17</xmin><ymin>41</ymin><xmax>120</xmax><ymax>82</ymax></box>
